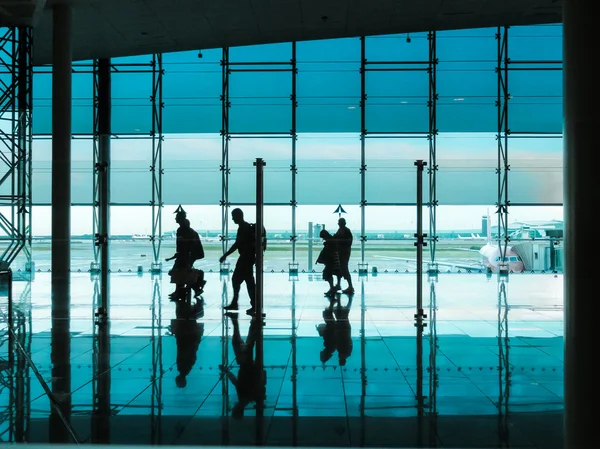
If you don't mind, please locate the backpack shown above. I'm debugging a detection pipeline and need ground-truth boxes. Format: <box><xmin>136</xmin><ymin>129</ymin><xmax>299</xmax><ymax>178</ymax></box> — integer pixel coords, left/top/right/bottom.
<box><xmin>190</xmin><ymin>229</ymin><xmax>205</xmax><ymax>262</ymax></box>
<box><xmin>249</xmin><ymin>223</ymin><xmax>267</xmax><ymax>253</ymax></box>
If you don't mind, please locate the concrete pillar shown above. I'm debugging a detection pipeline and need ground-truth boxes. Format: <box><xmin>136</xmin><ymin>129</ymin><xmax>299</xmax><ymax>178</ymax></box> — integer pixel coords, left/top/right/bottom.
<box><xmin>563</xmin><ymin>0</ymin><xmax>600</xmax><ymax>447</ymax></box>
<box><xmin>50</xmin><ymin>4</ymin><xmax>73</xmax><ymax>442</ymax></box>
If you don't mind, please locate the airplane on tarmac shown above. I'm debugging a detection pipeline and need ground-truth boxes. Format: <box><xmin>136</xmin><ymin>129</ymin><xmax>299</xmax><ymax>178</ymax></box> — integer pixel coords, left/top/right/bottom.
<box><xmin>371</xmin><ymin>215</ymin><xmax>525</xmax><ymax>273</ymax></box>
<box><xmin>457</xmin><ymin>215</ymin><xmax>525</xmax><ymax>273</ymax></box>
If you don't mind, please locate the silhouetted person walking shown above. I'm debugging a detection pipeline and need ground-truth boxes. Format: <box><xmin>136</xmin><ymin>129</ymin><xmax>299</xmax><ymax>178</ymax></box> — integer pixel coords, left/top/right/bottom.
<box><xmin>333</xmin><ymin>217</ymin><xmax>354</xmax><ymax>295</ymax></box>
<box><xmin>221</xmin><ymin>314</ymin><xmax>266</xmax><ymax>419</ymax></box>
<box><xmin>166</xmin><ymin>206</ymin><xmax>205</xmax><ymax>300</ymax></box>
<box><xmin>316</xmin><ymin>229</ymin><xmax>342</xmax><ymax>296</ymax></box>
<box><xmin>220</xmin><ymin>208</ymin><xmax>266</xmax><ymax>316</ymax></box>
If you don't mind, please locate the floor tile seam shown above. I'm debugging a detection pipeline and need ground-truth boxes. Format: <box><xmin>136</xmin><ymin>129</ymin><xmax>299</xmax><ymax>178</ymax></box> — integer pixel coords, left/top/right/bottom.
<box><xmin>172</xmin><ymin>377</ymin><xmax>223</xmax><ymax>445</ymax></box>
<box><xmin>113</xmin><ymin>381</ymin><xmax>155</xmax><ymax>415</ymax></box>
<box><xmin>69</xmin><ymin>340</ymin><xmax>155</xmax><ymax>396</ymax></box>
<box><xmin>339</xmin><ymin>368</ymin><xmax>353</xmax><ymax>446</ymax></box>
<box><xmin>265</xmin><ymin>354</ymin><xmax>295</xmax><ymax>441</ymax></box>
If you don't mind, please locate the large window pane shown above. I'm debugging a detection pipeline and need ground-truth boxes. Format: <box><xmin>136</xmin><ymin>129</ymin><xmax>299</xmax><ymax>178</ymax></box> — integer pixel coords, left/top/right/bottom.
<box><xmin>365</xmin><ymin>137</ymin><xmax>429</xmax><ymax>204</ymax></box>
<box><xmin>228</xmin><ymin>137</ymin><xmax>292</xmax><ymax>204</ymax></box>
<box><xmin>297</xmin><ymin>38</ymin><xmax>360</xmax><ymax>133</ymax></box>
<box><xmin>163</xmin><ymin>134</ymin><xmax>221</xmax><ymax>205</ymax></box>
<box><xmin>111</xmin><ymin>137</ymin><xmax>152</xmax><ymax>204</ymax></box>
<box><xmin>436</xmin><ymin>133</ymin><xmax>497</xmax><ymax>205</ymax></box>
<box><xmin>163</xmin><ymin>49</ymin><xmax>221</xmax><ymax>134</ymax></box>
<box><xmin>437</xmin><ymin>28</ymin><xmax>497</xmax><ymax>133</ymax></box>
<box><xmin>509</xmin><ymin>136</ymin><xmax>562</xmax><ymax>204</ymax></box>
<box><xmin>296</xmin><ymin>134</ymin><xmax>360</xmax><ymax>205</ymax></box>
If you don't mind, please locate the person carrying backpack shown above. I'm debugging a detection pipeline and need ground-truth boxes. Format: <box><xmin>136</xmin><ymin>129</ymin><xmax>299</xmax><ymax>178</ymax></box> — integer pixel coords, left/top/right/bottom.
<box><xmin>166</xmin><ymin>206</ymin><xmax>206</xmax><ymax>300</ymax></box>
<box><xmin>219</xmin><ymin>208</ymin><xmax>266</xmax><ymax>316</ymax></box>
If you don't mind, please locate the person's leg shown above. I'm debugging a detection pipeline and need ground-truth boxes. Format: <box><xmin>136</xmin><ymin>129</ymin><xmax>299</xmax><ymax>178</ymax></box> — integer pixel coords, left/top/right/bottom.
<box><xmin>225</xmin><ymin>259</ymin><xmax>243</xmax><ymax>310</ymax></box>
<box><xmin>244</xmin><ymin>263</ymin><xmax>256</xmax><ymax>314</ymax></box>
<box><xmin>342</xmin><ymin>258</ymin><xmax>354</xmax><ymax>294</ymax></box>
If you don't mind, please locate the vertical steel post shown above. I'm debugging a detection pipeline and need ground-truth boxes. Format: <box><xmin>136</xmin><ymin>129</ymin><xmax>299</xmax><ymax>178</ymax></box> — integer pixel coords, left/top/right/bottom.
<box><xmin>307</xmin><ymin>221</ymin><xmax>313</xmax><ymax>272</ymax></box>
<box><xmin>92</xmin><ymin>62</ymin><xmax>100</xmax><ymax>269</ymax></box>
<box><xmin>291</xmin><ymin>42</ymin><xmax>298</xmax><ymax>264</ymax></box>
<box><xmin>254</xmin><ymin>157</ymin><xmax>265</xmax><ymax>445</ymax></box>
<box><xmin>496</xmin><ymin>27</ymin><xmax>510</xmax><ymax>278</ymax></box>
<box><xmin>414</xmin><ymin>159</ymin><xmax>427</xmax><ymax>434</ymax></box>
<box><xmin>427</xmin><ymin>31</ymin><xmax>439</xmax><ymax>273</ymax></box>
<box><xmin>414</xmin><ymin>160</ymin><xmax>427</xmax><ymax>313</ymax></box>
<box><xmin>359</xmin><ymin>37</ymin><xmax>367</xmax><ymax>265</ymax></box>
<box><xmin>16</xmin><ymin>27</ymin><xmax>33</xmax><ymax>271</ymax></box>
<box><xmin>96</xmin><ymin>58</ymin><xmax>110</xmax><ymax>317</ymax></box>
<box><xmin>220</xmin><ymin>48</ymin><xmax>231</xmax><ymax>259</ymax></box>
<box><xmin>150</xmin><ymin>54</ymin><xmax>164</xmax><ymax>272</ymax></box>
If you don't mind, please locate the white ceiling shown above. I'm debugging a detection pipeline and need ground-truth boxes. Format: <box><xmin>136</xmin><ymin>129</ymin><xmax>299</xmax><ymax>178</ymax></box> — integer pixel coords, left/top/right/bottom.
<box><xmin>3</xmin><ymin>0</ymin><xmax>563</xmax><ymax>65</ymax></box>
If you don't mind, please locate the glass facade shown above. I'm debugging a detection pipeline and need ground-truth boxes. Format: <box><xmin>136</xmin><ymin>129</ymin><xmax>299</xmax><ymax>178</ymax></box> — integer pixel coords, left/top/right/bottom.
<box><xmin>3</xmin><ymin>24</ymin><xmax>564</xmax><ymax>273</ymax></box>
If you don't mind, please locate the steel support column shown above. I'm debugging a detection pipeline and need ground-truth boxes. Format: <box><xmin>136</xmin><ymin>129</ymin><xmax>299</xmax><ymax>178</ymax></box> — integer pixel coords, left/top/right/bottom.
<box><xmin>563</xmin><ymin>0</ymin><xmax>600</xmax><ymax>447</ymax></box>
<box><xmin>150</xmin><ymin>54</ymin><xmax>164</xmax><ymax>272</ymax></box>
<box><xmin>0</xmin><ymin>27</ymin><xmax>33</xmax><ymax>269</ymax></box>
<box><xmin>495</xmin><ymin>27</ymin><xmax>510</xmax><ymax>278</ymax></box>
<box><xmin>359</xmin><ymin>37</ymin><xmax>367</xmax><ymax>265</ymax></box>
<box><xmin>414</xmin><ymin>159</ymin><xmax>428</xmax><ymax>430</ymax></box>
<box><xmin>254</xmin><ymin>157</ymin><xmax>265</xmax><ymax>445</ymax></box>
<box><xmin>220</xmin><ymin>48</ymin><xmax>231</xmax><ymax>262</ymax></box>
<box><xmin>427</xmin><ymin>32</ymin><xmax>439</xmax><ymax>274</ymax></box>
<box><xmin>290</xmin><ymin>42</ymin><xmax>298</xmax><ymax>265</ymax></box>
<box><xmin>92</xmin><ymin>58</ymin><xmax>111</xmax><ymax>317</ymax></box>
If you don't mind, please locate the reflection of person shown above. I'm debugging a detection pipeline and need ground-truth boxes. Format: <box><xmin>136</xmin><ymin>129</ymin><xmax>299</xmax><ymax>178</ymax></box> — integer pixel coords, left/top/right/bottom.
<box><xmin>333</xmin><ymin>218</ymin><xmax>354</xmax><ymax>295</ymax></box>
<box><xmin>316</xmin><ymin>229</ymin><xmax>342</xmax><ymax>296</ymax></box>
<box><xmin>220</xmin><ymin>314</ymin><xmax>266</xmax><ymax>419</ymax></box>
<box><xmin>316</xmin><ymin>296</ymin><xmax>353</xmax><ymax>366</ymax></box>
<box><xmin>171</xmin><ymin>298</ymin><xmax>204</xmax><ymax>388</ymax></box>
<box><xmin>220</xmin><ymin>208</ymin><xmax>263</xmax><ymax>315</ymax></box>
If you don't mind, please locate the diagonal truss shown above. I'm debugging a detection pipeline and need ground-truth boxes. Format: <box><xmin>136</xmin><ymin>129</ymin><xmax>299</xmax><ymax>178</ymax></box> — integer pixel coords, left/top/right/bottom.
<box><xmin>150</xmin><ymin>54</ymin><xmax>164</xmax><ymax>271</ymax></box>
<box><xmin>0</xmin><ymin>27</ymin><xmax>32</xmax><ymax>269</ymax></box>
<box><xmin>496</xmin><ymin>26</ymin><xmax>510</xmax><ymax>276</ymax></box>
<box><xmin>220</xmin><ymin>48</ymin><xmax>230</xmax><ymax>261</ymax></box>
<box><xmin>427</xmin><ymin>31</ymin><xmax>439</xmax><ymax>271</ymax></box>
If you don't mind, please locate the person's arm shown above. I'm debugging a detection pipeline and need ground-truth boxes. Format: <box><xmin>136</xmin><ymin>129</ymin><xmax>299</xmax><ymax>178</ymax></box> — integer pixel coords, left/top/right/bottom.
<box><xmin>220</xmin><ymin>242</ymin><xmax>238</xmax><ymax>262</ymax></box>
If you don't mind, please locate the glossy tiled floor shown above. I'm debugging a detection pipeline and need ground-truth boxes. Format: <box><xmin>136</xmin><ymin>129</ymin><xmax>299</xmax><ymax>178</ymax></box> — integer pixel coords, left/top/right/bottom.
<box><xmin>0</xmin><ymin>271</ymin><xmax>564</xmax><ymax>447</ymax></box>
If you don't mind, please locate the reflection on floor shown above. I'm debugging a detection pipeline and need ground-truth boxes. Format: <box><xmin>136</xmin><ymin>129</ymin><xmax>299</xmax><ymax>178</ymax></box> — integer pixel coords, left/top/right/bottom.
<box><xmin>0</xmin><ymin>272</ymin><xmax>564</xmax><ymax>447</ymax></box>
